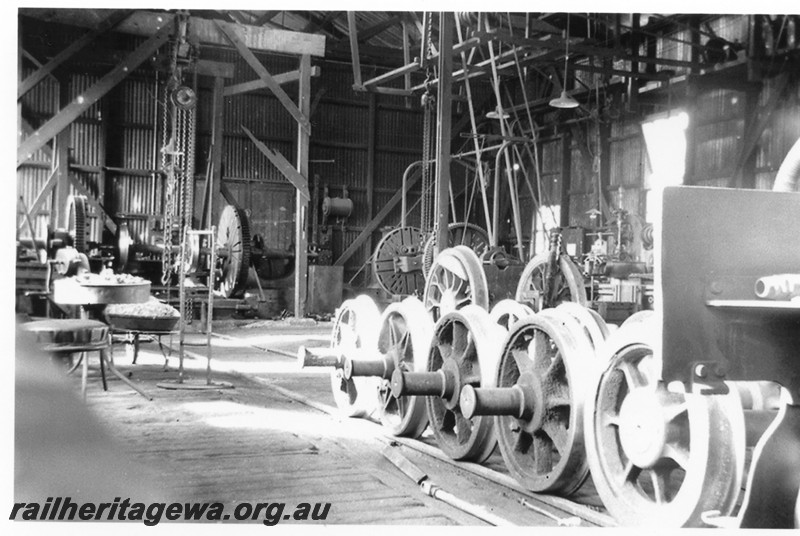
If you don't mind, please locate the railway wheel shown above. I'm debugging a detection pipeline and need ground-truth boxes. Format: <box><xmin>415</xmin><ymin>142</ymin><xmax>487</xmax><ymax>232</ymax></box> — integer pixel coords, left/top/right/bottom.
<box><xmin>373</xmin><ymin>226</ymin><xmax>426</xmax><ymax>296</ymax></box>
<box><xmin>423</xmin><ymin>246</ymin><xmax>489</xmax><ymax>322</ymax></box>
<box><xmin>489</xmin><ymin>299</ymin><xmax>533</xmax><ymax>331</ymax></box>
<box><xmin>515</xmin><ymin>253</ymin><xmax>586</xmax><ymax>312</ymax></box>
<box><xmin>329</xmin><ymin>296</ymin><xmax>381</xmax><ymax>418</ymax></box>
<box><xmin>421</xmin><ymin>222</ymin><xmax>490</xmax><ymax>278</ymax></box>
<box><xmin>584</xmin><ymin>317</ymin><xmax>746</xmax><ymax>527</ymax></box>
<box><xmin>488</xmin><ymin>308</ymin><xmax>596</xmax><ymax>494</ymax></box>
<box><xmin>422</xmin><ymin>306</ymin><xmax>504</xmax><ymax>462</ymax></box>
<box><xmin>375</xmin><ymin>297</ymin><xmax>433</xmax><ymax>437</ymax></box>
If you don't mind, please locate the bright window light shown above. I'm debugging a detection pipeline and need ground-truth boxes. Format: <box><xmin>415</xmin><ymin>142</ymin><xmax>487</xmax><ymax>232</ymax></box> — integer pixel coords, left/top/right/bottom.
<box><xmin>533</xmin><ymin>205</ymin><xmax>560</xmax><ymax>256</ymax></box>
<box><xmin>641</xmin><ymin>111</ymin><xmax>689</xmax><ymax>222</ymax></box>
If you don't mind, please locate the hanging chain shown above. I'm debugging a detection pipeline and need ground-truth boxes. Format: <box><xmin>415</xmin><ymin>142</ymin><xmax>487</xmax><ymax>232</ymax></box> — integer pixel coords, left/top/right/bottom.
<box><xmin>161</xmin><ymin>59</ymin><xmax>177</xmax><ymax>286</ymax></box>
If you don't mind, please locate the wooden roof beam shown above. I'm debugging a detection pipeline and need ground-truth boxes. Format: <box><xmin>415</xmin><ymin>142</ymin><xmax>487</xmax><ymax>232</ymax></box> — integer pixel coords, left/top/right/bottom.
<box><xmin>21</xmin><ymin>9</ymin><xmax>326</xmax><ymax>57</ymax></box>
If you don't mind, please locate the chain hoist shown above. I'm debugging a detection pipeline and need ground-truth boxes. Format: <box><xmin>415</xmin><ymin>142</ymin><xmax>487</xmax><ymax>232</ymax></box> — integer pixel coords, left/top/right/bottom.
<box><xmin>159</xmin><ymin>11</ymin><xmax>198</xmax><ymax>288</ymax></box>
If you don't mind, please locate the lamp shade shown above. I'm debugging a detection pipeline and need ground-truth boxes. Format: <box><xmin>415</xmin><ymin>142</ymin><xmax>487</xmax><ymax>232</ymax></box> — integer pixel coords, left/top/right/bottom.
<box><xmin>549</xmin><ymin>90</ymin><xmax>579</xmax><ymax>109</ymax></box>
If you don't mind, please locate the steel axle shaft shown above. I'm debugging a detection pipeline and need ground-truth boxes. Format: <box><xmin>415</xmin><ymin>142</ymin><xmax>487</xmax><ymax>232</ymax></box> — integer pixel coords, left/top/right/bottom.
<box><xmin>460</xmin><ymin>385</ymin><xmax>535</xmax><ymax>420</ymax></box>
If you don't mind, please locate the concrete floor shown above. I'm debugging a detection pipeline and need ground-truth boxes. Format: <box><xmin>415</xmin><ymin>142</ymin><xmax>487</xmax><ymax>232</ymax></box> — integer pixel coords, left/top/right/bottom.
<box><xmin>15</xmin><ymin>318</ymin><xmax>610</xmax><ymax>526</ymax></box>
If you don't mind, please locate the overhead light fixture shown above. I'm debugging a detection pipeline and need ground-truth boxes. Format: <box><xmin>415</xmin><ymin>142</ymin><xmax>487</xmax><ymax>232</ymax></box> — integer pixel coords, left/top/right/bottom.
<box><xmin>486</xmin><ymin>107</ymin><xmax>510</xmax><ymax>120</ymax></box>
<box><xmin>550</xmin><ymin>13</ymin><xmax>579</xmax><ymax>109</ymax></box>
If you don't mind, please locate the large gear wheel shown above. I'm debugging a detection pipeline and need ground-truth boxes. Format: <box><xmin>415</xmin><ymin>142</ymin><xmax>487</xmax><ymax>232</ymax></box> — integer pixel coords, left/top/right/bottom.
<box><xmin>66</xmin><ymin>194</ymin><xmax>88</xmax><ymax>253</ymax></box>
<box><xmin>216</xmin><ymin>205</ymin><xmax>252</xmax><ymax>298</ymax></box>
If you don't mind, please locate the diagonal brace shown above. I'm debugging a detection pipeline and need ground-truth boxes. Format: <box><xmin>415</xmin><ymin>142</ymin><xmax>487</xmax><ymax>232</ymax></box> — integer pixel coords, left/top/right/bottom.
<box><xmin>241</xmin><ymin>126</ymin><xmax>310</xmax><ymax>202</ymax></box>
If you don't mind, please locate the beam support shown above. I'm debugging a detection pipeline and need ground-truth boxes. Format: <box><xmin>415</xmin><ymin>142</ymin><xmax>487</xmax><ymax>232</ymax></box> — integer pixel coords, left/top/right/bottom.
<box><xmin>216</xmin><ymin>21</ymin><xmax>311</xmax><ymax>135</ymax></box>
<box><xmin>241</xmin><ymin>127</ymin><xmax>310</xmax><ymax>201</ymax></box>
<box><xmin>17</xmin><ymin>20</ymin><xmax>173</xmax><ymax>167</ymax></box>
<box><xmin>294</xmin><ymin>54</ymin><xmax>312</xmax><ymax>318</ymax></box>
<box><xmin>347</xmin><ymin>12</ymin><xmax>363</xmax><ymax>88</ymax></box>
<box><xmin>204</xmin><ymin>76</ymin><xmax>225</xmax><ymax>229</ymax></box>
<box><xmin>223</xmin><ymin>66</ymin><xmax>320</xmax><ymax>97</ymax></box>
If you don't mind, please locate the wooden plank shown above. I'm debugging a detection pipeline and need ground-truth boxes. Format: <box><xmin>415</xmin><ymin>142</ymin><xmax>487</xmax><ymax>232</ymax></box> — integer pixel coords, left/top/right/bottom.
<box><xmin>193</xmin><ymin>59</ymin><xmax>235</xmax><ymax>79</ymax></box>
<box><xmin>68</xmin><ymin>175</ymin><xmax>118</xmax><ymax>234</ymax></box>
<box><xmin>241</xmin><ymin>126</ymin><xmax>310</xmax><ymax>201</ymax></box>
<box><xmin>294</xmin><ymin>54</ymin><xmax>312</xmax><ymax>319</ymax></box>
<box><xmin>334</xmin><ymin>169</ymin><xmax>421</xmax><ymax>267</ymax></box>
<box><xmin>223</xmin><ymin>65</ymin><xmax>320</xmax><ymax>97</ymax></box>
<box><xmin>216</xmin><ymin>21</ymin><xmax>311</xmax><ymax>135</ymax></box>
<box><xmin>17</xmin><ymin>21</ymin><xmax>173</xmax><ymax>168</ymax></box>
<box><xmin>346</xmin><ymin>12</ymin><xmax>363</xmax><ymax>88</ymax></box>
<box><xmin>18</xmin><ymin>9</ymin><xmax>132</xmax><ymax>100</ymax></box>
<box><xmin>22</xmin><ymin>10</ymin><xmax>326</xmax><ymax>57</ymax></box>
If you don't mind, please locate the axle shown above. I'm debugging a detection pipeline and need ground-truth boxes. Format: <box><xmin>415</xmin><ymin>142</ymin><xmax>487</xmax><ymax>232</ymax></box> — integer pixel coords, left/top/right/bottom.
<box><xmin>342</xmin><ymin>354</ymin><xmax>395</xmax><ymax>381</ymax></box>
<box><xmin>459</xmin><ymin>385</ymin><xmax>535</xmax><ymax>420</ymax></box>
<box><xmin>296</xmin><ymin>346</ymin><xmax>344</xmax><ymax>369</ymax></box>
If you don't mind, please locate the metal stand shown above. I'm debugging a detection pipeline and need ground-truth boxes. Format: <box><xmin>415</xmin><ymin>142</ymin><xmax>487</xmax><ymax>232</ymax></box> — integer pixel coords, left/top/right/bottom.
<box><xmin>157</xmin><ymin>225</ymin><xmax>233</xmax><ymax>391</ymax></box>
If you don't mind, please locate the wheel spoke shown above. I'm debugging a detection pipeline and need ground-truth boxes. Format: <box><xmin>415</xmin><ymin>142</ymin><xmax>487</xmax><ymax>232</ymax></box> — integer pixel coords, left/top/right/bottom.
<box><xmin>663</xmin><ymin>401</ymin><xmax>688</xmax><ymax>423</ymax></box>
<box><xmin>542</xmin><ymin>420</ymin><xmax>569</xmax><ymax>456</ymax></box>
<box><xmin>650</xmin><ymin>468</ymin><xmax>671</xmax><ymax>504</ymax></box>
<box><xmin>529</xmin><ymin>330</ymin><xmax>550</xmax><ymax>369</ymax></box>
<box><xmin>543</xmin><ymin>351</ymin><xmax>564</xmax><ymax>383</ymax></box>
<box><xmin>455</xmin><ymin>412</ymin><xmax>472</xmax><ymax>444</ymax></box>
<box><xmin>618</xmin><ymin>360</ymin><xmax>647</xmax><ymax>389</ymax></box>
<box><xmin>533</xmin><ymin>433</ymin><xmax>553</xmax><ymax>473</ymax></box>
<box><xmin>511</xmin><ymin>347</ymin><xmax>533</xmax><ymax>374</ymax></box>
<box><xmin>619</xmin><ymin>459</ymin><xmax>640</xmax><ymax>487</ymax></box>
<box><xmin>513</xmin><ymin>428</ymin><xmax>533</xmax><ymax>454</ymax></box>
<box><xmin>663</xmin><ymin>443</ymin><xmax>690</xmax><ymax>470</ymax></box>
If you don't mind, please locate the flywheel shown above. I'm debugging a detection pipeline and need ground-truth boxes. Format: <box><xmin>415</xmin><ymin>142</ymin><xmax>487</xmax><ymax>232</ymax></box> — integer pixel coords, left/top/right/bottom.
<box><xmin>66</xmin><ymin>194</ymin><xmax>88</xmax><ymax>253</ymax></box>
<box><xmin>216</xmin><ymin>205</ymin><xmax>252</xmax><ymax>298</ymax></box>
<box><xmin>372</xmin><ymin>226</ymin><xmax>426</xmax><ymax>296</ymax></box>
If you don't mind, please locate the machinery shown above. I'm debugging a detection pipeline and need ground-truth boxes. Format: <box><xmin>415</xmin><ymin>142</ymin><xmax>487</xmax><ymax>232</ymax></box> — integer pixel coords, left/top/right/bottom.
<box><xmin>299</xmin><ymin>185</ymin><xmax>800</xmax><ymax>528</ymax></box>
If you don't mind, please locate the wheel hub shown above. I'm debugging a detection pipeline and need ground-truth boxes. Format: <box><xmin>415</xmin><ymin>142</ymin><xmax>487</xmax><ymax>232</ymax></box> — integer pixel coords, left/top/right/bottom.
<box><xmin>517</xmin><ymin>372</ymin><xmax>545</xmax><ymax>431</ymax></box>
<box><xmin>440</xmin><ymin>358</ymin><xmax>461</xmax><ymax>409</ymax></box>
<box><xmin>618</xmin><ymin>387</ymin><xmax>669</xmax><ymax>468</ymax></box>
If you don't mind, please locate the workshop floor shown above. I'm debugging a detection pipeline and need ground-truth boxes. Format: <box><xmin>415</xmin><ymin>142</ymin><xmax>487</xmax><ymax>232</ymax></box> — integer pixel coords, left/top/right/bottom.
<box><xmin>15</xmin><ymin>318</ymin><xmax>609</xmax><ymax>527</ymax></box>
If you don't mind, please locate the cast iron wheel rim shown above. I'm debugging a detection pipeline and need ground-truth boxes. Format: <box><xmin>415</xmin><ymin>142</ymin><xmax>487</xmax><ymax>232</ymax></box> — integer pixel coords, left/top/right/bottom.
<box><xmin>426</xmin><ymin>306</ymin><xmax>501</xmax><ymax>462</ymax></box>
<box><xmin>373</xmin><ymin>226</ymin><xmax>426</xmax><ymax>296</ymax></box>
<box><xmin>377</xmin><ymin>297</ymin><xmax>432</xmax><ymax>437</ymax></box>
<box><xmin>216</xmin><ymin>205</ymin><xmax>251</xmax><ymax>298</ymax></box>
<box><xmin>66</xmin><ymin>195</ymin><xmax>88</xmax><ymax>253</ymax></box>
<box><xmin>493</xmin><ymin>311</ymin><xmax>593</xmax><ymax>494</ymax></box>
<box><xmin>423</xmin><ymin>246</ymin><xmax>490</xmax><ymax>323</ymax></box>
<box><xmin>515</xmin><ymin>252</ymin><xmax>587</xmax><ymax>312</ymax></box>
<box><xmin>554</xmin><ymin>302</ymin><xmax>609</xmax><ymax>351</ymax></box>
<box><xmin>584</xmin><ymin>321</ymin><xmax>746</xmax><ymax>527</ymax></box>
<box><xmin>489</xmin><ymin>299</ymin><xmax>534</xmax><ymax>332</ymax></box>
<box><xmin>423</xmin><ymin>222</ymin><xmax>491</xmax><ymax>277</ymax></box>
<box><xmin>329</xmin><ymin>296</ymin><xmax>381</xmax><ymax>418</ymax></box>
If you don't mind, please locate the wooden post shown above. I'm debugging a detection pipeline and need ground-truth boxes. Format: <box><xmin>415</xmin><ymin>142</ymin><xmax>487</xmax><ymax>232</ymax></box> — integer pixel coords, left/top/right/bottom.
<box><xmin>364</xmin><ymin>92</ymin><xmax>376</xmax><ymax>273</ymax></box>
<box><xmin>294</xmin><ymin>54</ymin><xmax>311</xmax><ymax>319</ymax></box>
<box><xmin>207</xmin><ymin>76</ymin><xmax>225</xmax><ymax>228</ymax></box>
<box><xmin>53</xmin><ymin>78</ymin><xmax>71</xmax><ymax>229</ymax></box>
<box><xmin>434</xmin><ymin>13</ymin><xmax>453</xmax><ymax>254</ymax></box>
<box><xmin>559</xmin><ymin>132</ymin><xmax>572</xmax><ymax>228</ymax></box>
